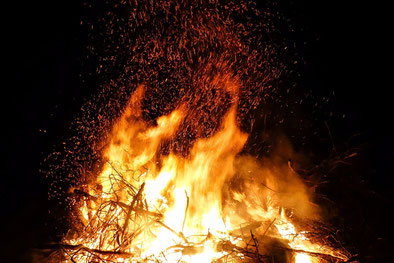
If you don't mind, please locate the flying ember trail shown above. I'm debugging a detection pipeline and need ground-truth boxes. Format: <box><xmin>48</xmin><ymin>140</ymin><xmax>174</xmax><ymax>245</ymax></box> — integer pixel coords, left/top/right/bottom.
<box><xmin>47</xmin><ymin>1</ymin><xmax>352</xmax><ymax>262</ymax></box>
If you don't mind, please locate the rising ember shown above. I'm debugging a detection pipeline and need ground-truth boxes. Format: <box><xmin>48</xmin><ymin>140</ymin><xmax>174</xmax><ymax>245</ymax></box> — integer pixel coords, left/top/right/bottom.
<box><xmin>47</xmin><ymin>1</ymin><xmax>353</xmax><ymax>262</ymax></box>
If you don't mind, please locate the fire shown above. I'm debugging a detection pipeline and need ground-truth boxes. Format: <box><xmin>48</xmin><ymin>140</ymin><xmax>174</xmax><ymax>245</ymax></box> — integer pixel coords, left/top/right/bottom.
<box><xmin>46</xmin><ymin>1</ymin><xmax>354</xmax><ymax>262</ymax></box>
<box><xmin>53</xmin><ymin>84</ymin><xmax>350</xmax><ymax>263</ymax></box>
<box><xmin>91</xmin><ymin>84</ymin><xmax>247</xmax><ymax>261</ymax></box>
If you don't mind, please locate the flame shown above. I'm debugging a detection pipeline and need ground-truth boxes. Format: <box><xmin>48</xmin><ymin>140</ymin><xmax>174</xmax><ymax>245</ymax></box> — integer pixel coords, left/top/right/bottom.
<box><xmin>57</xmin><ymin>84</ymin><xmax>349</xmax><ymax>263</ymax></box>
<box><xmin>97</xmin><ymin>84</ymin><xmax>248</xmax><ymax>261</ymax></box>
<box><xmin>50</xmin><ymin>1</ymin><xmax>352</xmax><ymax>262</ymax></box>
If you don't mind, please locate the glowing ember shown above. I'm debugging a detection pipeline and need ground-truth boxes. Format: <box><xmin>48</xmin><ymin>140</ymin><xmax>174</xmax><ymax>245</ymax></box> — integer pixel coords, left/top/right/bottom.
<box><xmin>47</xmin><ymin>1</ymin><xmax>353</xmax><ymax>262</ymax></box>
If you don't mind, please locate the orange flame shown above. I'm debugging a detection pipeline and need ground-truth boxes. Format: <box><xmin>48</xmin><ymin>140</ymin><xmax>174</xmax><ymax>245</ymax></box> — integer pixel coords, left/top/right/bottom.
<box><xmin>58</xmin><ymin>83</ymin><xmax>349</xmax><ymax>263</ymax></box>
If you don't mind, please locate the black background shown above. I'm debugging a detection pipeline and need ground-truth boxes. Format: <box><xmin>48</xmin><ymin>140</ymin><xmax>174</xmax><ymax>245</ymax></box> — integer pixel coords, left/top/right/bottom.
<box><xmin>4</xmin><ymin>0</ymin><xmax>393</xmax><ymax>262</ymax></box>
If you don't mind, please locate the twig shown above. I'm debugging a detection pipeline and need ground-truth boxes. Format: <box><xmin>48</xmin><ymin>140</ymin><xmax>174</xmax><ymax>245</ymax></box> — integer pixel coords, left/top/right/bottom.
<box><xmin>250</xmin><ymin>230</ymin><xmax>261</xmax><ymax>261</ymax></box>
<box><xmin>122</xmin><ymin>182</ymin><xmax>145</xmax><ymax>238</ymax></box>
<box><xmin>272</xmin><ymin>245</ymin><xmax>349</xmax><ymax>261</ymax></box>
<box><xmin>155</xmin><ymin>220</ymin><xmax>189</xmax><ymax>244</ymax></box>
<box><xmin>260</xmin><ymin>182</ymin><xmax>278</xmax><ymax>193</ymax></box>
<box><xmin>56</xmin><ymin>244</ymin><xmax>133</xmax><ymax>257</ymax></box>
<box><xmin>108</xmin><ymin>200</ymin><xmax>163</xmax><ymax>218</ymax></box>
<box><xmin>261</xmin><ymin>218</ymin><xmax>276</xmax><ymax>238</ymax></box>
<box><xmin>182</xmin><ymin>190</ymin><xmax>190</xmax><ymax>233</ymax></box>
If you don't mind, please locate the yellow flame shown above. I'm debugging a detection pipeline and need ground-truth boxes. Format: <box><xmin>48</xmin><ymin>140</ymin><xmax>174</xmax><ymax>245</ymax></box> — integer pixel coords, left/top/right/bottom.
<box><xmin>61</xmin><ymin>85</ymin><xmax>348</xmax><ymax>263</ymax></box>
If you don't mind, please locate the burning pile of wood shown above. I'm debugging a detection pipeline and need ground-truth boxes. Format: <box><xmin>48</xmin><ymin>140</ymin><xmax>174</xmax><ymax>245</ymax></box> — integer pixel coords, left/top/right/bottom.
<box><xmin>43</xmin><ymin>94</ymin><xmax>353</xmax><ymax>262</ymax></box>
<box><xmin>41</xmin><ymin>1</ymin><xmax>359</xmax><ymax>262</ymax></box>
<box><xmin>46</xmin><ymin>163</ymin><xmax>352</xmax><ymax>262</ymax></box>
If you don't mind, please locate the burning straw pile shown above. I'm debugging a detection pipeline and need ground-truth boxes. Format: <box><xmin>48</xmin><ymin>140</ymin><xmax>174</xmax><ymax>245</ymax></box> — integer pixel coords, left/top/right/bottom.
<box><xmin>43</xmin><ymin>1</ymin><xmax>357</xmax><ymax>262</ymax></box>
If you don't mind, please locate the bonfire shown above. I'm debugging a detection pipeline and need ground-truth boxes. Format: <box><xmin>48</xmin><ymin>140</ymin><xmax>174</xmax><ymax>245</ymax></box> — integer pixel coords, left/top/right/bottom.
<box><xmin>45</xmin><ymin>1</ymin><xmax>356</xmax><ymax>262</ymax></box>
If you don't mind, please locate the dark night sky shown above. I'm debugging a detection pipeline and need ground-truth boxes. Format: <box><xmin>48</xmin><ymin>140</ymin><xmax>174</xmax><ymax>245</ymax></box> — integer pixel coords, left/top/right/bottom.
<box><xmin>4</xmin><ymin>0</ymin><xmax>393</xmax><ymax>262</ymax></box>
